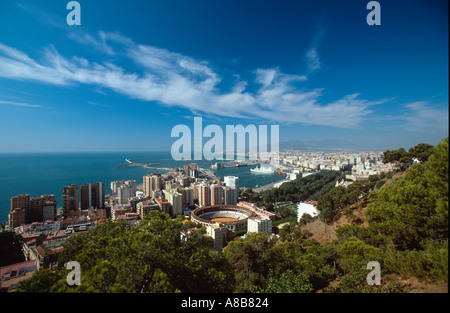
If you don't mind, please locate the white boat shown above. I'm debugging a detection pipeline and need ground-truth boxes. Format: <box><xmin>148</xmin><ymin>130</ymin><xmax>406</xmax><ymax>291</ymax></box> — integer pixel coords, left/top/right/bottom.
<box><xmin>250</xmin><ymin>164</ymin><xmax>275</xmax><ymax>174</ymax></box>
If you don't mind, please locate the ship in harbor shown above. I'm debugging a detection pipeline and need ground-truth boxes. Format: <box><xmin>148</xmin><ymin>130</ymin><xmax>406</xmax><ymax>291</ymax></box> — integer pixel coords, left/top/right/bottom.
<box><xmin>125</xmin><ymin>158</ymin><xmax>133</xmax><ymax>164</ymax></box>
<box><xmin>211</xmin><ymin>160</ymin><xmax>251</xmax><ymax>169</ymax></box>
<box><xmin>211</xmin><ymin>162</ymin><xmax>223</xmax><ymax>169</ymax></box>
<box><xmin>250</xmin><ymin>164</ymin><xmax>275</xmax><ymax>174</ymax></box>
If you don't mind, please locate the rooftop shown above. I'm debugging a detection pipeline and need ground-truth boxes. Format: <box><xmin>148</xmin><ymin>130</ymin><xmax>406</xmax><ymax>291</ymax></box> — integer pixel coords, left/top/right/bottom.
<box><xmin>0</xmin><ymin>260</ymin><xmax>37</xmax><ymax>280</ymax></box>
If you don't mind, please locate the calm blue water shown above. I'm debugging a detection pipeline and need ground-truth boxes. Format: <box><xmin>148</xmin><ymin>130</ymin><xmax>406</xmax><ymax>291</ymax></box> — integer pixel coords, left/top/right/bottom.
<box><xmin>0</xmin><ymin>152</ymin><xmax>284</xmax><ymax>223</ymax></box>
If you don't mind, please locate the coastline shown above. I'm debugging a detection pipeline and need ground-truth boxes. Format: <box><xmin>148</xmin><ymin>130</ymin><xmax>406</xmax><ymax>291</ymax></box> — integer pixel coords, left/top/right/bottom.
<box><xmin>0</xmin><ymin>151</ymin><xmax>290</xmax><ymax>224</ymax></box>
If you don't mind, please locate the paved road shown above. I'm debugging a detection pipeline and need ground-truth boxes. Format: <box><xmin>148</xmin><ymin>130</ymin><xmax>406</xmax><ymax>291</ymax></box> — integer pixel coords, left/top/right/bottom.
<box><xmin>253</xmin><ymin>179</ymin><xmax>289</xmax><ymax>192</ymax></box>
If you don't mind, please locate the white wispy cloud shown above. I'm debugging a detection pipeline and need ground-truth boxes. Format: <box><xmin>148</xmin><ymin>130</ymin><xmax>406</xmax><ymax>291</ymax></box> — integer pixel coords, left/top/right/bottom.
<box><xmin>0</xmin><ymin>100</ymin><xmax>42</xmax><ymax>108</ymax></box>
<box><xmin>305</xmin><ymin>47</ymin><xmax>321</xmax><ymax>72</ymax></box>
<box><xmin>67</xmin><ymin>31</ymin><xmax>116</xmax><ymax>56</ymax></box>
<box><xmin>304</xmin><ymin>26</ymin><xmax>325</xmax><ymax>74</ymax></box>
<box><xmin>401</xmin><ymin>101</ymin><xmax>449</xmax><ymax>133</ymax></box>
<box><xmin>0</xmin><ymin>32</ymin><xmax>380</xmax><ymax>128</ymax></box>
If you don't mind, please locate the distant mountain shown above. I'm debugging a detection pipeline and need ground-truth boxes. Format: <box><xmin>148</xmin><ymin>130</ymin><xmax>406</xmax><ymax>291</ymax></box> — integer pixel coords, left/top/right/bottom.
<box><xmin>279</xmin><ymin>139</ymin><xmax>372</xmax><ymax>152</ymax></box>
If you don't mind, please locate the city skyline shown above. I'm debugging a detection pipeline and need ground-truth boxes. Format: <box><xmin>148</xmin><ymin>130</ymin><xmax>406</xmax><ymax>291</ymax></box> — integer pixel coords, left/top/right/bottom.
<box><xmin>0</xmin><ymin>0</ymin><xmax>448</xmax><ymax>153</ymax></box>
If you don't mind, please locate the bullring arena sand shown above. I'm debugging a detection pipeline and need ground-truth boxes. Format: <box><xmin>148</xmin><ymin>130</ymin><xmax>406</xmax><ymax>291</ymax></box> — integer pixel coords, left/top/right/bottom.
<box><xmin>210</xmin><ymin>217</ymin><xmax>238</xmax><ymax>222</ymax></box>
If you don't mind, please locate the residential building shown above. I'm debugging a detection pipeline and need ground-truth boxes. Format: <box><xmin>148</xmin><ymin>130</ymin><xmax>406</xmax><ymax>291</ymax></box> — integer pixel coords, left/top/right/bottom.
<box><xmin>206</xmin><ymin>223</ymin><xmax>227</xmax><ymax>251</ymax></box>
<box><xmin>117</xmin><ymin>184</ymin><xmax>132</xmax><ymax>205</ymax></box>
<box><xmin>247</xmin><ymin>216</ymin><xmax>272</xmax><ymax>235</ymax></box>
<box><xmin>9</xmin><ymin>194</ymin><xmax>30</xmax><ymax>228</ymax></box>
<box><xmin>223</xmin><ymin>187</ymin><xmax>238</xmax><ymax>205</ymax></box>
<box><xmin>198</xmin><ymin>183</ymin><xmax>211</xmax><ymax>207</ymax></box>
<box><xmin>111</xmin><ymin>205</ymin><xmax>132</xmax><ymax>220</ymax></box>
<box><xmin>155</xmin><ymin>197</ymin><xmax>171</xmax><ymax>215</ymax></box>
<box><xmin>27</xmin><ymin>195</ymin><xmax>56</xmax><ymax>224</ymax></box>
<box><xmin>111</xmin><ymin>180</ymin><xmax>136</xmax><ymax>204</ymax></box>
<box><xmin>210</xmin><ymin>184</ymin><xmax>223</xmax><ymax>206</ymax></box>
<box><xmin>62</xmin><ymin>184</ymin><xmax>79</xmax><ymax>216</ymax></box>
<box><xmin>143</xmin><ymin>173</ymin><xmax>162</xmax><ymax>198</ymax></box>
<box><xmin>0</xmin><ymin>260</ymin><xmax>37</xmax><ymax>292</ymax></box>
<box><xmin>224</xmin><ymin>176</ymin><xmax>239</xmax><ymax>189</ymax></box>
<box><xmin>128</xmin><ymin>192</ymin><xmax>149</xmax><ymax>210</ymax></box>
<box><xmin>137</xmin><ymin>201</ymin><xmax>159</xmax><ymax>219</ymax></box>
<box><xmin>31</xmin><ymin>239</ymin><xmax>65</xmax><ymax>270</ymax></box>
<box><xmin>189</xmin><ymin>168</ymin><xmax>199</xmax><ymax>178</ymax></box>
<box><xmin>297</xmin><ymin>200</ymin><xmax>319</xmax><ymax>221</ymax></box>
<box><xmin>10</xmin><ymin>194</ymin><xmax>30</xmax><ymax>213</ymax></box>
<box><xmin>180</xmin><ymin>187</ymin><xmax>193</xmax><ymax>206</ymax></box>
<box><xmin>8</xmin><ymin>207</ymin><xmax>25</xmax><ymax>229</ymax></box>
<box><xmin>164</xmin><ymin>189</ymin><xmax>183</xmax><ymax>217</ymax></box>
<box><xmin>80</xmin><ymin>182</ymin><xmax>105</xmax><ymax>210</ymax></box>
<box><xmin>184</xmin><ymin>163</ymin><xmax>198</xmax><ymax>176</ymax></box>
<box><xmin>42</xmin><ymin>200</ymin><xmax>57</xmax><ymax>221</ymax></box>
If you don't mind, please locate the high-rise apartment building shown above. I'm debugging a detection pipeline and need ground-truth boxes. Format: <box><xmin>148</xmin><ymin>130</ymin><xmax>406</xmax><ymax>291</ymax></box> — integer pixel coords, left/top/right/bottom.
<box><xmin>143</xmin><ymin>173</ymin><xmax>162</xmax><ymax>198</ymax></box>
<box><xmin>80</xmin><ymin>182</ymin><xmax>105</xmax><ymax>210</ymax></box>
<box><xmin>28</xmin><ymin>195</ymin><xmax>56</xmax><ymax>224</ymax></box>
<box><xmin>117</xmin><ymin>185</ymin><xmax>130</xmax><ymax>205</ymax></box>
<box><xmin>183</xmin><ymin>164</ymin><xmax>190</xmax><ymax>176</ymax></box>
<box><xmin>8</xmin><ymin>207</ymin><xmax>25</xmax><ymax>229</ymax></box>
<box><xmin>191</xmin><ymin>183</ymin><xmax>199</xmax><ymax>201</ymax></box>
<box><xmin>210</xmin><ymin>184</ymin><xmax>223</xmax><ymax>206</ymax></box>
<box><xmin>111</xmin><ymin>180</ymin><xmax>137</xmax><ymax>205</ymax></box>
<box><xmin>9</xmin><ymin>194</ymin><xmax>56</xmax><ymax>225</ymax></box>
<box><xmin>10</xmin><ymin>194</ymin><xmax>30</xmax><ymax>213</ymax></box>
<box><xmin>184</xmin><ymin>164</ymin><xmax>198</xmax><ymax>176</ymax></box>
<box><xmin>164</xmin><ymin>189</ymin><xmax>183</xmax><ymax>217</ymax></box>
<box><xmin>198</xmin><ymin>183</ymin><xmax>211</xmax><ymax>207</ymax></box>
<box><xmin>42</xmin><ymin>200</ymin><xmax>57</xmax><ymax>221</ymax></box>
<box><xmin>62</xmin><ymin>184</ymin><xmax>79</xmax><ymax>216</ymax></box>
<box><xmin>224</xmin><ymin>187</ymin><xmax>238</xmax><ymax>205</ymax></box>
<box><xmin>189</xmin><ymin>168</ymin><xmax>199</xmax><ymax>178</ymax></box>
<box><xmin>180</xmin><ymin>187</ymin><xmax>193</xmax><ymax>206</ymax></box>
<box><xmin>110</xmin><ymin>180</ymin><xmax>136</xmax><ymax>197</ymax></box>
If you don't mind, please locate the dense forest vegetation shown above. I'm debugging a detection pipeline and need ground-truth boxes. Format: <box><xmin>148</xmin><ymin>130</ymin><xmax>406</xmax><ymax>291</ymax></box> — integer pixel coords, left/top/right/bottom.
<box><xmin>17</xmin><ymin>138</ymin><xmax>448</xmax><ymax>293</ymax></box>
<box><xmin>244</xmin><ymin>169</ymin><xmax>346</xmax><ymax>211</ymax></box>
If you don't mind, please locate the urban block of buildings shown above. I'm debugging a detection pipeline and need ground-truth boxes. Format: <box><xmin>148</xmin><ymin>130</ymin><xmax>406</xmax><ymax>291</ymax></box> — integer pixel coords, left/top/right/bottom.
<box><xmin>2</xmin><ymin>150</ymin><xmax>400</xmax><ymax>290</ymax></box>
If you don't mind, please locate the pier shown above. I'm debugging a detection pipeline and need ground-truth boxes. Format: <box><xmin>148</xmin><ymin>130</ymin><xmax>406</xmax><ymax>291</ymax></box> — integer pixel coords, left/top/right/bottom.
<box><xmin>116</xmin><ymin>162</ymin><xmax>159</xmax><ymax>168</ymax></box>
<box><xmin>142</xmin><ymin>165</ymin><xmax>173</xmax><ymax>171</ymax></box>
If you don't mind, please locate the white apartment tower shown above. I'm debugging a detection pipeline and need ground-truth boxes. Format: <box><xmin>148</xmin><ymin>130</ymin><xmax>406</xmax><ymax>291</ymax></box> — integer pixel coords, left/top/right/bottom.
<box><xmin>164</xmin><ymin>189</ymin><xmax>183</xmax><ymax>217</ymax></box>
<box><xmin>224</xmin><ymin>176</ymin><xmax>239</xmax><ymax>189</ymax></box>
<box><xmin>247</xmin><ymin>216</ymin><xmax>272</xmax><ymax>235</ymax></box>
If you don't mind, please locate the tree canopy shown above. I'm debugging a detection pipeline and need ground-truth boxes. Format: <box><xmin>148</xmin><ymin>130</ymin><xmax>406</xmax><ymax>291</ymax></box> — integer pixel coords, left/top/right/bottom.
<box><xmin>18</xmin><ymin>211</ymin><xmax>234</xmax><ymax>293</ymax></box>
<box><xmin>16</xmin><ymin>138</ymin><xmax>448</xmax><ymax>293</ymax></box>
<box><xmin>383</xmin><ymin>142</ymin><xmax>435</xmax><ymax>170</ymax></box>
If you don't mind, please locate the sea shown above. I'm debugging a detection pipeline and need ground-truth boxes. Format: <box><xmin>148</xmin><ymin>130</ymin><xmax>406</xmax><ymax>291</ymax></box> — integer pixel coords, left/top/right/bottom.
<box><xmin>0</xmin><ymin>152</ymin><xmax>285</xmax><ymax>223</ymax></box>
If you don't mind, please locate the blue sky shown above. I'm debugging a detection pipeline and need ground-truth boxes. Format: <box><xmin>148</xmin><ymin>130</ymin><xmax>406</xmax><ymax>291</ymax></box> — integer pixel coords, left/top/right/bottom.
<box><xmin>0</xmin><ymin>0</ymin><xmax>448</xmax><ymax>153</ymax></box>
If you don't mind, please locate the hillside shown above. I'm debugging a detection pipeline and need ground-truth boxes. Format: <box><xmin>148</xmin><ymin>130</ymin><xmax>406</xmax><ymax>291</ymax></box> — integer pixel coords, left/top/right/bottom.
<box><xmin>301</xmin><ymin>201</ymin><xmax>368</xmax><ymax>244</ymax></box>
<box><xmin>301</xmin><ymin>172</ymin><xmax>407</xmax><ymax>244</ymax></box>
<box><xmin>300</xmin><ymin>195</ymin><xmax>448</xmax><ymax>293</ymax></box>
<box><xmin>298</xmin><ymin>153</ymin><xmax>448</xmax><ymax>293</ymax></box>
